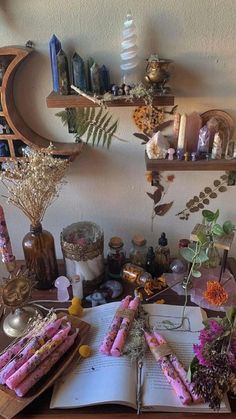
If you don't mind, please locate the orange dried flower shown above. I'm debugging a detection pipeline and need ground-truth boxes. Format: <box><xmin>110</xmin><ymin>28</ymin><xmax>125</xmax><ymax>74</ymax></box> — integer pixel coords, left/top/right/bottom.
<box><xmin>145</xmin><ymin>171</ymin><xmax>153</xmax><ymax>183</ymax></box>
<box><xmin>203</xmin><ymin>280</ymin><xmax>228</xmax><ymax>306</ymax></box>
<box><xmin>166</xmin><ymin>174</ymin><xmax>175</xmax><ymax>183</ymax></box>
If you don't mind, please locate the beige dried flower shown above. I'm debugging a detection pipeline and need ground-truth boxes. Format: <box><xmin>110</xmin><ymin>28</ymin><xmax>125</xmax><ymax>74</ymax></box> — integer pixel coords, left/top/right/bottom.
<box><xmin>0</xmin><ymin>145</ymin><xmax>69</xmax><ymax>227</ymax></box>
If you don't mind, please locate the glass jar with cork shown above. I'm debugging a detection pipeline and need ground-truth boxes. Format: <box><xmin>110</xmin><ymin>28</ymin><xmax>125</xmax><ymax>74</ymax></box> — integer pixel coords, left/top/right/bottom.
<box><xmin>107</xmin><ymin>236</ymin><xmax>126</xmax><ymax>279</ymax></box>
<box><xmin>129</xmin><ymin>234</ymin><xmax>147</xmax><ymax>268</ymax></box>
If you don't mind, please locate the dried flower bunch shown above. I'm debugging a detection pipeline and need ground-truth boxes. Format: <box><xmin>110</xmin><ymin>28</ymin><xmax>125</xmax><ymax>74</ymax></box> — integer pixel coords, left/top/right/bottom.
<box><xmin>0</xmin><ymin>145</ymin><xmax>69</xmax><ymax>227</ymax></box>
<box><xmin>189</xmin><ymin>307</ymin><xmax>236</xmax><ymax>410</ymax></box>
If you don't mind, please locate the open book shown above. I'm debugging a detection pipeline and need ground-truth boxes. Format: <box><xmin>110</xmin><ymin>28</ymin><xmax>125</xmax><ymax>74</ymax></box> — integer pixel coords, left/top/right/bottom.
<box><xmin>50</xmin><ymin>303</ymin><xmax>230</xmax><ymax>413</ymax></box>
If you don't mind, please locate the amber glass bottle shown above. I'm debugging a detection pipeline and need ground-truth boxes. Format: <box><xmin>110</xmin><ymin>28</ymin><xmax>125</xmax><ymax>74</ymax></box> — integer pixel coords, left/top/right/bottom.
<box><xmin>22</xmin><ymin>223</ymin><xmax>58</xmax><ymax>289</ymax></box>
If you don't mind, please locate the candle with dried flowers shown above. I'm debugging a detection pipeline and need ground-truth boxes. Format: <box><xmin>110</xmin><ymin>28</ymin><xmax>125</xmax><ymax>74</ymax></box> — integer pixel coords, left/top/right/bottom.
<box><xmin>154</xmin><ymin>332</ymin><xmax>202</xmax><ymax>403</ymax></box>
<box><xmin>6</xmin><ymin>324</ymin><xmax>71</xmax><ymax>390</ymax></box>
<box><xmin>100</xmin><ymin>295</ymin><xmax>132</xmax><ymax>355</ymax></box>
<box><xmin>0</xmin><ymin>317</ymin><xmax>63</xmax><ymax>384</ymax></box>
<box><xmin>144</xmin><ymin>331</ymin><xmax>192</xmax><ymax>405</ymax></box>
<box><xmin>15</xmin><ymin>329</ymin><xmax>78</xmax><ymax>397</ymax></box>
<box><xmin>0</xmin><ymin>205</ymin><xmax>14</xmax><ymax>263</ymax></box>
<box><xmin>110</xmin><ymin>296</ymin><xmax>140</xmax><ymax>357</ymax></box>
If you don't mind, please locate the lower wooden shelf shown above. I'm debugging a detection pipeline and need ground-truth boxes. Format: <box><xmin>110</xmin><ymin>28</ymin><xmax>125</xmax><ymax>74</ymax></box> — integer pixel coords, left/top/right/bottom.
<box><xmin>145</xmin><ymin>152</ymin><xmax>236</xmax><ymax>171</ymax></box>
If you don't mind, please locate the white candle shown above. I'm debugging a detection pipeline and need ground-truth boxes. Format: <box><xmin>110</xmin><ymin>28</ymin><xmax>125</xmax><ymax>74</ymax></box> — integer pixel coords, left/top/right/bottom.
<box><xmin>177</xmin><ymin>113</ymin><xmax>187</xmax><ymax>150</ymax></box>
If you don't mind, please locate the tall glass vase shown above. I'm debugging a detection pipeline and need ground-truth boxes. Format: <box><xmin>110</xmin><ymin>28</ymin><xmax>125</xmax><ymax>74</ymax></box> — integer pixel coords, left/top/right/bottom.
<box><xmin>22</xmin><ymin>223</ymin><xmax>58</xmax><ymax>289</ymax></box>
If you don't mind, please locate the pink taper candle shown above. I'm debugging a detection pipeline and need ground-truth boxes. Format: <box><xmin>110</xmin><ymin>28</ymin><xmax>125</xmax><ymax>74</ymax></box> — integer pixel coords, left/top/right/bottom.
<box><xmin>0</xmin><ymin>336</ymin><xmax>30</xmax><ymax>370</ymax></box>
<box><xmin>0</xmin><ymin>205</ymin><xmax>14</xmax><ymax>263</ymax></box>
<box><xmin>14</xmin><ymin>330</ymin><xmax>78</xmax><ymax>397</ymax></box>
<box><xmin>100</xmin><ymin>296</ymin><xmax>132</xmax><ymax>355</ymax></box>
<box><xmin>6</xmin><ymin>324</ymin><xmax>71</xmax><ymax>390</ymax></box>
<box><xmin>154</xmin><ymin>332</ymin><xmax>202</xmax><ymax>403</ymax></box>
<box><xmin>110</xmin><ymin>296</ymin><xmax>140</xmax><ymax>357</ymax></box>
<box><xmin>144</xmin><ymin>331</ymin><xmax>192</xmax><ymax>405</ymax></box>
<box><xmin>0</xmin><ymin>317</ymin><xmax>64</xmax><ymax>384</ymax></box>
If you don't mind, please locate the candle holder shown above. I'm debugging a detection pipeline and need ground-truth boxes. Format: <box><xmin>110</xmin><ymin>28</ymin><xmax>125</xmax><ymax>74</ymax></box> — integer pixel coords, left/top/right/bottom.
<box><xmin>1</xmin><ymin>266</ymin><xmax>41</xmax><ymax>337</ymax></box>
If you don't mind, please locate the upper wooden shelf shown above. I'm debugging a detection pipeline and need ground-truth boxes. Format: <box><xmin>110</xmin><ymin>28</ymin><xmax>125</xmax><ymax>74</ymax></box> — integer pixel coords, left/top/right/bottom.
<box><xmin>46</xmin><ymin>91</ymin><xmax>175</xmax><ymax>108</ymax></box>
<box><xmin>145</xmin><ymin>153</ymin><xmax>236</xmax><ymax>171</ymax></box>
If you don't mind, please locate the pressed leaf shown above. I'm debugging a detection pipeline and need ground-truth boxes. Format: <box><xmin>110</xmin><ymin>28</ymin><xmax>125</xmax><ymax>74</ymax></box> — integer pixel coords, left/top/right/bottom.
<box><xmin>102</xmin><ymin>132</ymin><xmax>108</xmax><ymax>147</ymax></box>
<box><xmin>133</xmin><ymin>132</ymin><xmax>150</xmax><ymax>143</ymax></box>
<box><xmin>97</xmin><ymin>128</ymin><xmax>103</xmax><ymax>146</ymax></box>
<box><xmin>86</xmin><ymin>124</ymin><xmax>94</xmax><ymax>143</ymax></box>
<box><xmin>204</xmin><ymin>187</ymin><xmax>212</xmax><ymax>194</ymax></box>
<box><xmin>193</xmin><ymin>196</ymin><xmax>199</xmax><ymax>202</ymax></box>
<box><xmin>220</xmin><ymin>174</ymin><xmax>228</xmax><ymax>180</ymax></box>
<box><xmin>199</xmin><ymin>192</ymin><xmax>205</xmax><ymax>198</ymax></box>
<box><xmin>209</xmin><ymin>192</ymin><xmax>217</xmax><ymax>198</ymax></box>
<box><xmin>186</xmin><ymin>201</ymin><xmax>193</xmax><ymax>209</ymax></box>
<box><xmin>213</xmin><ymin>179</ymin><xmax>221</xmax><ymax>187</ymax></box>
<box><xmin>102</xmin><ymin>114</ymin><xmax>113</xmax><ymax>131</ymax></box>
<box><xmin>94</xmin><ymin>107</ymin><xmax>103</xmax><ymax>124</ymax></box>
<box><xmin>218</xmin><ymin>185</ymin><xmax>227</xmax><ymax>192</ymax></box>
<box><xmin>90</xmin><ymin>107</ymin><xmax>96</xmax><ymax>122</ymax></box>
<box><xmin>153</xmin><ymin>188</ymin><xmax>162</xmax><ymax>204</ymax></box>
<box><xmin>153</xmin><ymin>120</ymin><xmax>173</xmax><ymax>133</ymax></box>
<box><xmin>189</xmin><ymin>206</ymin><xmax>199</xmax><ymax>212</ymax></box>
<box><xmin>146</xmin><ymin>192</ymin><xmax>154</xmax><ymax>200</ymax></box>
<box><xmin>203</xmin><ymin>198</ymin><xmax>210</xmax><ymax>205</ymax></box>
<box><xmin>154</xmin><ymin>201</ymin><xmax>173</xmax><ymax>216</ymax></box>
<box><xmin>198</xmin><ymin>203</ymin><xmax>204</xmax><ymax>209</ymax></box>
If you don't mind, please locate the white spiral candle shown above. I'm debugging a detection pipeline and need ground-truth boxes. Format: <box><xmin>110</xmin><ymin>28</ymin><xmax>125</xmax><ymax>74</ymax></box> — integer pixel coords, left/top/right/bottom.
<box><xmin>120</xmin><ymin>10</ymin><xmax>138</xmax><ymax>84</ymax></box>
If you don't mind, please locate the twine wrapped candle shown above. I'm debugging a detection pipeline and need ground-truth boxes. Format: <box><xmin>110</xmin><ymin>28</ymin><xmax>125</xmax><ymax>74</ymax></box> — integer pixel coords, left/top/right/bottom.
<box><xmin>110</xmin><ymin>296</ymin><xmax>140</xmax><ymax>357</ymax></box>
<box><xmin>100</xmin><ymin>295</ymin><xmax>132</xmax><ymax>355</ymax></box>
<box><xmin>144</xmin><ymin>331</ymin><xmax>192</xmax><ymax>405</ymax></box>
<box><xmin>0</xmin><ymin>205</ymin><xmax>14</xmax><ymax>263</ymax></box>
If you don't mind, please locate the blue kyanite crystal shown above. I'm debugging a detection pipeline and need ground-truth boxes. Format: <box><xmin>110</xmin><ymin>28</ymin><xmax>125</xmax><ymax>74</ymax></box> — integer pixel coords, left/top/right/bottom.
<box><xmin>90</xmin><ymin>62</ymin><xmax>100</xmax><ymax>95</ymax></box>
<box><xmin>71</xmin><ymin>52</ymin><xmax>87</xmax><ymax>92</ymax></box>
<box><xmin>100</xmin><ymin>65</ymin><xmax>110</xmax><ymax>93</ymax></box>
<box><xmin>49</xmin><ymin>34</ymin><xmax>61</xmax><ymax>93</ymax></box>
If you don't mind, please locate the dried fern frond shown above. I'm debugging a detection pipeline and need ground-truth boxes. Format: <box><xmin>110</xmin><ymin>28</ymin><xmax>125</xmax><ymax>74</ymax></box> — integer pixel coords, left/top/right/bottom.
<box><xmin>56</xmin><ymin>107</ymin><xmax>118</xmax><ymax>149</ymax></box>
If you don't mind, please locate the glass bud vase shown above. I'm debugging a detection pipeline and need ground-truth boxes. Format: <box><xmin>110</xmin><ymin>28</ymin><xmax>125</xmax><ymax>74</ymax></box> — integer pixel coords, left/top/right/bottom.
<box><xmin>203</xmin><ymin>242</ymin><xmax>221</xmax><ymax>269</ymax></box>
<box><xmin>22</xmin><ymin>223</ymin><xmax>58</xmax><ymax>289</ymax></box>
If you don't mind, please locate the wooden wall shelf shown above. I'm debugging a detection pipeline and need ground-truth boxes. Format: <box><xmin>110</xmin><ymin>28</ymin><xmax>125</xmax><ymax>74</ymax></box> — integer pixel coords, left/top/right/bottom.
<box><xmin>0</xmin><ymin>46</ymin><xmax>82</xmax><ymax>163</ymax></box>
<box><xmin>46</xmin><ymin>91</ymin><xmax>175</xmax><ymax>108</ymax></box>
<box><xmin>145</xmin><ymin>152</ymin><xmax>236</xmax><ymax>172</ymax></box>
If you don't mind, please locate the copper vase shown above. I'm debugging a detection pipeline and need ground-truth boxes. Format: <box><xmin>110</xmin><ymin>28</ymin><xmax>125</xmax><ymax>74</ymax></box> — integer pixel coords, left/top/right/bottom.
<box><xmin>22</xmin><ymin>223</ymin><xmax>58</xmax><ymax>289</ymax></box>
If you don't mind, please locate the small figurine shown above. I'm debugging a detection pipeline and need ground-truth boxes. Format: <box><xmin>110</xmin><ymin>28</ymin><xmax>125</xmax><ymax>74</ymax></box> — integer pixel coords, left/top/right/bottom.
<box><xmin>211</xmin><ymin>132</ymin><xmax>222</xmax><ymax>159</ymax></box>
<box><xmin>177</xmin><ymin>148</ymin><xmax>184</xmax><ymax>160</ymax></box>
<box><xmin>111</xmin><ymin>84</ymin><xmax>119</xmax><ymax>96</ymax></box>
<box><xmin>191</xmin><ymin>152</ymin><xmax>197</xmax><ymax>161</ymax></box>
<box><xmin>85</xmin><ymin>290</ymin><xmax>108</xmax><ymax>307</ymax></box>
<box><xmin>167</xmin><ymin>148</ymin><xmax>175</xmax><ymax>160</ymax></box>
<box><xmin>184</xmin><ymin>152</ymin><xmax>190</xmax><ymax>161</ymax></box>
<box><xmin>123</xmin><ymin>83</ymin><xmax>131</xmax><ymax>95</ymax></box>
<box><xmin>55</xmin><ymin>276</ymin><xmax>70</xmax><ymax>302</ymax></box>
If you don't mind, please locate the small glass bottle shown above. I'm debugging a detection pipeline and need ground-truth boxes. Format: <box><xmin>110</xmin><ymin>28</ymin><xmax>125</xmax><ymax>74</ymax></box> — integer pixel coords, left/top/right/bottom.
<box><xmin>155</xmin><ymin>232</ymin><xmax>170</xmax><ymax>276</ymax></box>
<box><xmin>145</xmin><ymin>246</ymin><xmax>155</xmax><ymax>277</ymax></box>
<box><xmin>129</xmin><ymin>234</ymin><xmax>147</xmax><ymax>268</ymax></box>
<box><xmin>121</xmin><ymin>263</ymin><xmax>152</xmax><ymax>285</ymax></box>
<box><xmin>203</xmin><ymin>241</ymin><xmax>221</xmax><ymax>269</ymax></box>
<box><xmin>107</xmin><ymin>236</ymin><xmax>126</xmax><ymax>279</ymax></box>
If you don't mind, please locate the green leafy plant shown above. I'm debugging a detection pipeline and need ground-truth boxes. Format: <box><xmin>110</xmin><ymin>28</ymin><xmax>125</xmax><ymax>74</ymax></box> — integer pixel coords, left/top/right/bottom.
<box><xmin>56</xmin><ymin>107</ymin><xmax>118</xmax><ymax>148</ymax></box>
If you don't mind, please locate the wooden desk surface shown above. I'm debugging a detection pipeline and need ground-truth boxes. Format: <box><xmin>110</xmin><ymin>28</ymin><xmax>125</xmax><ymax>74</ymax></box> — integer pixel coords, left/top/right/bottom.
<box><xmin>1</xmin><ymin>259</ymin><xmax>236</xmax><ymax>419</ymax></box>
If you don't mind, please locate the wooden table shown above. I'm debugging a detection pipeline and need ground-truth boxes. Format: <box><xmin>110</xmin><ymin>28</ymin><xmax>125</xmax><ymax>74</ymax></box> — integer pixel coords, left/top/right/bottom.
<box><xmin>1</xmin><ymin>259</ymin><xmax>236</xmax><ymax>419</ymax></box>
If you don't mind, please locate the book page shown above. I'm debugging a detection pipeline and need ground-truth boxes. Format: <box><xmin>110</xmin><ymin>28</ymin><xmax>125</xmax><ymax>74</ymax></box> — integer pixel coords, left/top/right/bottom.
<box><xmin>141</xmin><ymin>304</ymin><xmax>230</xmax><ymax>412</ymax></box>
<box><xmin>50</xmin><ymin>302</ymin><xmax>137</xmax><ymax>409</ymax></box>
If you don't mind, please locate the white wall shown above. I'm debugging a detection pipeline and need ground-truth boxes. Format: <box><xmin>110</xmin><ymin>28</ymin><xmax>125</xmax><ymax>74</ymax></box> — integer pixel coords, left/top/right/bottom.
<box><xmin>0</xmin><ymin>0</ymin><xmax>236</xmax><ymax>265</ymax></box>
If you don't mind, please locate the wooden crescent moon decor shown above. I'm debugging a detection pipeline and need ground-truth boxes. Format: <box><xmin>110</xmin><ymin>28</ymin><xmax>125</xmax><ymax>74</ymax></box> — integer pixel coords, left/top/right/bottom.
<box><xmin>0</xmin><ymin>45</ymin><xmax>82</xmax><ymax>162</ymax></box>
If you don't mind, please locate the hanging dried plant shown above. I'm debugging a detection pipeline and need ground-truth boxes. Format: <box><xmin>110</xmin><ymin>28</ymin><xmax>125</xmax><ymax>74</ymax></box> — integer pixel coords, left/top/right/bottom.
<box><xmin>176</xmin><ymin>174</ymin><xmax>229</xmax><ymax>220</ymax></box>
<box><xmin>146</xmin><ymin>172</ymin><xmax>174</xmax><ymax>230</ymax></box>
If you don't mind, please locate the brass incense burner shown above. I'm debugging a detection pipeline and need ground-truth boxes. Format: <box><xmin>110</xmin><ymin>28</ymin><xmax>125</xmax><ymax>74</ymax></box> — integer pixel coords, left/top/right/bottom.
<box><xmin>145</xmin><ymin>54</ymin><xmax>173</xmax><ymax>93</ymax></box>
